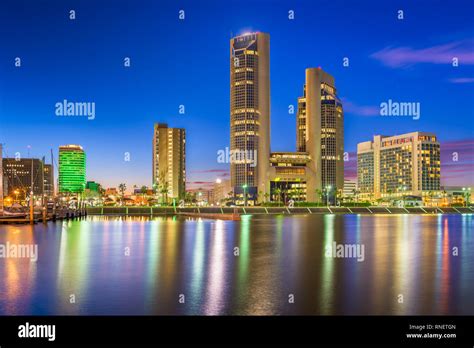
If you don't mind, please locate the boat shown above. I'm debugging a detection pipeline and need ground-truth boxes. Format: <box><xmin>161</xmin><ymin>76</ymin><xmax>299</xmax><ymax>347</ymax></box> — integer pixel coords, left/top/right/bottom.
<box><xmin>1</xmin><ymin>211</ymin><xmax>28</xmax><ymax>219</ymax></box>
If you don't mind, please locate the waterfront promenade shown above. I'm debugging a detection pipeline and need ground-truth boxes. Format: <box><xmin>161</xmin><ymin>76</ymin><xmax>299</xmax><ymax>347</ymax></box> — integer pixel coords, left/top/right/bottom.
<box><xmin>86</xmin><ymin>206</ymin><xmax>474</xmax><ymax>216</ymax></box>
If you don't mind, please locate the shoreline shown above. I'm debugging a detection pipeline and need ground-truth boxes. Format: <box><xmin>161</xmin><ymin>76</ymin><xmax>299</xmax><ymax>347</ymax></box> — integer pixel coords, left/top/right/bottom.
<box><xmin>86</xmin><ymin>206</ymin><xmax>473</xmax><ymax>217</ymax></box>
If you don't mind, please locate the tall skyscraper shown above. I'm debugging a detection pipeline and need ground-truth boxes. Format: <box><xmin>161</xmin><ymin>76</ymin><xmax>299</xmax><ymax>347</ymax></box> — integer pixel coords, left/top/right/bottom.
<box><xmin>230</xmin><ymin>32</ymin><xmax>270</xmax><ymax>203</ymax></box>
<box><xmin>301</xmin><ymin>68</ymin><xmax>344</xmax><ymax>203</ymax></box>
<box><xmin>357</xmin><ymin>132</ymin><xmax>441</xmax><ymax>201</ymax></box>
<box><xmin>152</xmin><ymin>123</ymin><xmax>186</xmax><ymax>200</ymax></box>
<box><xmin>296</xmin><ymin>87</ymin><xmax>307</xmax><ymax>152</ymax></box>
<box><xmin>59</xmin><ymin>145</ymin><xmax>86</xmax><ymax>193</ymax></box>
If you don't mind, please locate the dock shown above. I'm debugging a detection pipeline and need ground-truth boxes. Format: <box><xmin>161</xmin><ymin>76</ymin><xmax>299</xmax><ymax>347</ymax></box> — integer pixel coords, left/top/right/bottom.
<box><xmin>0</xmin><ymin>209</ymin><xmax>87</xmax><ymax>224</ymax></box>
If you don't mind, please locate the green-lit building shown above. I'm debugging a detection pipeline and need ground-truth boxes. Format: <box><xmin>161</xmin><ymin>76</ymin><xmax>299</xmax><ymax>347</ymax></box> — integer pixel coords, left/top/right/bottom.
<box><xmin>59</xmin><ymin>145</ymin><xmax>86</xmax><ymax>193</ymax></box>
<box><xmin>86</xmin><ymin>181</ymin><xmax>100</xmax><ymax>193</ymax></box>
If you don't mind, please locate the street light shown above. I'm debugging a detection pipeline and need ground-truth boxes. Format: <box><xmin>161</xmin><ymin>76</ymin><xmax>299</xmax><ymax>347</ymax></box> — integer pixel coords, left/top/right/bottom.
<box><xmin>242</xmin><ymin>184</ymin><xmax>248</xmax><ymax>207</ymax></box>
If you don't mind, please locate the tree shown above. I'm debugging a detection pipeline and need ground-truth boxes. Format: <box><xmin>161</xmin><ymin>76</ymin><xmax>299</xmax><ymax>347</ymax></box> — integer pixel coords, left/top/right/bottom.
<box><xmin>185</xmin><ymin>191</ymin><xmax>196</xmax><ymax>204</ymax></box>
<box><xmin>336</xmin><ymin>189</ymin><xmax>343</xmax><ymax>206</ymax></box>
<box><xmin>118</xmin><ymin>183</ymin><xmax>126</xmax><ymax>205</ymax></box>
<box><xmin>83</xmin><ymin>189</ymin><xmax>100</xmax><ymax>206</ymax></box>
<box><xmin>119</xmin><ymin>183</ymin><xmax>127</xmax><ymax>205</ymax></box>
<box><xmin>264</xmin><ymin>192</ymin><xmax>270</xmax><ymax>203</ymax></box>
<box><xmin>98</xmin><ymin>184</ymin><xmax>106</xmax><ymax>197</ymax></box>
<box><xmin>157</xmin><ymin>171</ymin><xmax>169</xmax><ymax>205</ymax></box>
<box><xmin>352</xmin><ymin>188</ymin><xmax>360</xmax><ymax>203</ymax></box>
<box><xmin>118</xmin><ymin>183</ymin><xmax>127</xmax><ymax>196</ymax></box>
<box><xmin>272</xmin><ymin>187</ymin><xmax>282</xmax><ymax>206</ymax></box>
<box><xmin>315</xmin><ymin>188</ymin><xmax>323</xmax><ymax>204</ymax></box>
<box><xmin>368</xmin><ymin>193</ymin><xmax>374</xmax><ymax>204</ymax></box>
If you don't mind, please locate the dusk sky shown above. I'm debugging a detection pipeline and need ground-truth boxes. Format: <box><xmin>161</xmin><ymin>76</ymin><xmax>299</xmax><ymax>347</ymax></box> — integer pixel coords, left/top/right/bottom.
<box><xmin>1</xmin><ymin>0</ymin><xmax>473</xmax><ymax>191</ymax></box>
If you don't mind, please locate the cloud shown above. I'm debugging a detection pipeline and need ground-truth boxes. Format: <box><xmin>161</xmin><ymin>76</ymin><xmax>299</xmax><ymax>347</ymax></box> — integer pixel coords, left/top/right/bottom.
<box><xmin>440</xmin><ymin>138</ymin><xmax>474</xmax><ymax>186</ymax></box>
<box><xmin>344</xmin><ymin>151</ymin><xmax>357</xmax><ymax>180</ymax></box>
<box><xmin>342</xmin><ymin>98</ymin><xmax>379</xmax><ymax>116</ymax></box>
<box><xmin>449</xmin><ymin>77</ymin><xmax>474</xmax><ymax>84</ymax></box>
<box><xmin>190</xmin><ymin>169</ymin><xmax>229</xmax><ymax>174</ymax></box>
<box><xmin>371</xmin><ymin>39</ymin><xmax>474</xmax><ymax>68</ymax></box>
<box><xmin>186</xmin><ymin>181</ymin><xmax>215</xmax><ymax>190</ymax></box>
<box><xmin>187</xmin><ymin>181</ymin><xmax>214</xmax><ymax>185</ymax></box>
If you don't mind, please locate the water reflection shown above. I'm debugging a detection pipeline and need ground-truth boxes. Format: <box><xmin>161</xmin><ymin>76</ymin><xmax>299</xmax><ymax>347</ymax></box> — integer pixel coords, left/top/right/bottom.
<box><xmin>0</xmin><ymin>214</ymin><xmax>472</xmax><ymax>315</ymax></box>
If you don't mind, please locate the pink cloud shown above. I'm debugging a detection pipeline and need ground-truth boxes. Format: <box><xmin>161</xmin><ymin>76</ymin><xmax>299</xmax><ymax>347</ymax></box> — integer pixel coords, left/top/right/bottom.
<box><xmin>371</xmin><ymin>39</ymin><xmax>474</xmax><ymax>68</ymax></box>
<box><xmin>440</xmin><ymin>138</ymin><xmax>474</xmax><ymax>186</ymax></box>
<box><xmin>186</xmin><ymin>181</ymin><xmax>215</xmax><ymax>190</ymax></box>
<box><xmin>344</xmin><ymin>151</ymin><xmax>357</xmax><ymax>181</ymax></box>
<box><xmin>190</xmin><ymin>169</ymin><xmax>229</xmax><ymax>174</ymax></box>
<box><xmin>342</xmin><ymin>98</ymin><xmax>379</xmax><ymax>116</ymax></box>
<box><xmin>449</xmin><ymin>77</ymin><xmax>474</xmax><ymax>84</ymax></box>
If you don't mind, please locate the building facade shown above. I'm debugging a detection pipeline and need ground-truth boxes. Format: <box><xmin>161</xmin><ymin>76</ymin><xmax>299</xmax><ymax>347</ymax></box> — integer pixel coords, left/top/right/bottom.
<box><xmin>59</xmin><ymin>145</ymin><xmax>86</xmax><ymax>194</ymax></box>
<box><xmin>343</xmin><ymin>179</ymin><xmax>357</xmax><ymax>198</ymax></box>
<box><xmin>268</xmin><ymin>152</ymin><xmax>310</xmax><ymax>202</ymax></box>
<box><xmin>301</xmin><ymin>68</ymin><xmax>344</xmax><ymax>203</ymax></box>
<box><xmin>213</xmin><ymin>179</ymin><xmax>232</xmax><ymax>205</ymax></box>
<box><xmin>2</xmin><ymin>158</ymin><xmax>54</xmax><ymax>198</ymax></box>
<box><xmin>357</xmin><ymin>132</ymin><xmax>441</xmax><ymax>201</ymax></box>
<box><xmin>229</xmin><ymin>33</ymin><xmax>344</xmax><ymax>205</ymax></box>
<box><xmin>152</xmin><ymin>123</ymin><xmax>186</xmax><ymax>200</ymax></box>
<box><xmin>296</xmin><ymin>88</ymin><xmax>307</xmax><ymax>152</ymax></box>
<box><xmin>230</xmin><ymin>32</ymin><xmax>270</xmax><ymax>202</ymax></box>
<box><xmin>268</xmin><ymin>68</ymin><xmax>344</xmax><ymax>204</ymax></box>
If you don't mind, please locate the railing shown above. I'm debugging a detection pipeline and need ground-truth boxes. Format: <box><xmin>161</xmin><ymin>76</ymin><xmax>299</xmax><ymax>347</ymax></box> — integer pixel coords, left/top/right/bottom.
<box><xmin>85</xmin><ymin>206</ymin><xmax>474</xmax><ymax>215</ymax></box>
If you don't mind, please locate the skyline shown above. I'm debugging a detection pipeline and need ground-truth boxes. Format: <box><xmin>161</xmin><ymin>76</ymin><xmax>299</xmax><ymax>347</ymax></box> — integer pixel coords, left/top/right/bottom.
<box><xmin>1</xmin><ymin>0</ymin><xmax>473</xmax><ymax>191</ymax></box>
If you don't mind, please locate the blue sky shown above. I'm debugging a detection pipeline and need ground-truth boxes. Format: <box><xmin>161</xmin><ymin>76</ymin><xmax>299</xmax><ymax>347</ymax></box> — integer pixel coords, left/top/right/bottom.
<box><xmin>0</xmin><ymin>0</ymin><xmax>473</xmax><ymax>190</ymax></box>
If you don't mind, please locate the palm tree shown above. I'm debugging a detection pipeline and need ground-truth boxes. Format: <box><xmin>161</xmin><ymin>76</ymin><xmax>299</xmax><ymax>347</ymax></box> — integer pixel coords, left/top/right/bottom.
<box><xmin>118</xmin><ymin>183</ymin><xmax>126</xmax><ymax>205</ymax></box>
<box><xmin>352</xmin><ymin>188</ymin><xmax>360</xmax><ymax>203</ymax></box>
<box><xmin>264</xmin><ymin>192</ymin><xmax>270</xmax><ymax>203</ymax></box>
<box><xmin>160</xmin><ymin>183</ymin><xmax>169</xmax><ymax>205</ymax></box>
<box><xmin>336</xmin><ymin>189</ymin><xmax>343</xmax><ymax>206</ymax></box>
<box><xmin>272</xmin><ymin>187</ymin><xmax>282</xmax><ymax>206</ymax></box>
<box><xmin>158</xmin><ymin>171</ymin><xmax>169</xmax><ymax>205</ymax></box>
<box><xmin>185</xmin><ymin>191</ymin><xmax>196</xmax><ymax>205</ymax></box>
<box><xmin>315</xmin><ymin>188</ymin><xmax>323</xmax><ymax>204</ymax></box>
<box><xmin>97</xmin><ymin>184</ymin><xmax>105</xmax><ymax>205</ymax></box>
<box><xmin>184</xmin><ymin>191</ymin><xmax>192</xmax><ymax>204</ymax></box>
